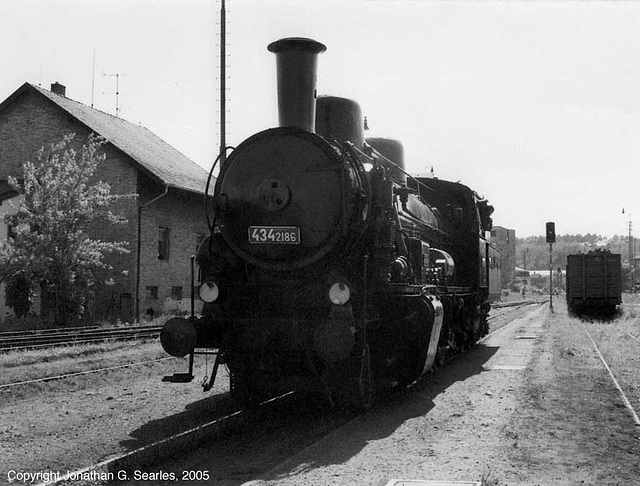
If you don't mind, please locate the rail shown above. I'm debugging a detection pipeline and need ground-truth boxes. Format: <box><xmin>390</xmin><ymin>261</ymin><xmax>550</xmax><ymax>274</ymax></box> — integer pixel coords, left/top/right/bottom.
<box><xmin>0</xmin><ymin>325</ymin><xmax>162</xmax><ymax>352</ymax></box>
<box><xmin>0</xmin><ymin>356</ymin><xmax>176</xmax><ymax>389</ymax></box>
<box><xmin>35</xmin><ymin>391</ymin><xmax>299</xmax><ymax>486</ymax></box>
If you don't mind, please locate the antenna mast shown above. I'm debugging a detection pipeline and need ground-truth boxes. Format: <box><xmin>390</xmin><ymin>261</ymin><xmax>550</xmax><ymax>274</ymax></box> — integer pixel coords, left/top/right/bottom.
<box><xmin>219</xmin><ymin>0</ymin><xmax>227</xmax><ymax>166</ymax></box>
<box><xmin>91</xmin><ymin>47</ymin><xmax>96</xmax><ymax>108</ymax></box>
<box><xmin>102</xmin><ymin>72</ymin><xmax>130</xmax><ymax>117</ymax></box>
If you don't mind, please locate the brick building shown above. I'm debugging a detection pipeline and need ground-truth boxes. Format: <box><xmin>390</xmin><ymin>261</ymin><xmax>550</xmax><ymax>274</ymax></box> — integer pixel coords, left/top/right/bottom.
<box><xmin>490</xmin><ymin>225</ymin><xmax>516</xmax><ymax>288</ymax></box>
<box><xmin>0</xmin><ymin>82</ymin><xmax>211</xmax><ymax>322</ymax></box>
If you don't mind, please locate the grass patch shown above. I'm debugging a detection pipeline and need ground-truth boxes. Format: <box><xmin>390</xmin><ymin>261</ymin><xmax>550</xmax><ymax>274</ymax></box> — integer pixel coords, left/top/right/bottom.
<box><xmin>0</xmin><ymin>339</ymin><xmax>169</xmax><ymax>386</ymax></box>
<box><xmin>578</xmin><ymin>294</ymin><xmax>640</xmax><ymax>426</ymax></box>
<box><xmin>481</xmin><ymin>468</ymin><xmax>501</xmax><ymax>486</ymax></box>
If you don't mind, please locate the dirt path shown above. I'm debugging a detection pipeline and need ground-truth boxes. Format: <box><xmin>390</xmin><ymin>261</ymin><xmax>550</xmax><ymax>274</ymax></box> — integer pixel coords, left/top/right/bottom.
<box><xmin>238</xmin><ymin>301</ymin><xmax>639</xmax><ymax>486</ymax></box>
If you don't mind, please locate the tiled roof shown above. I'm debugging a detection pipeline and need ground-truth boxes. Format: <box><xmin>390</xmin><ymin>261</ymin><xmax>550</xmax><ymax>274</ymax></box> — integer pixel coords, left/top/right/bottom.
<box><xmin>27</xmin><ymin>83</ymin><xmax>210</xmax><ymax>195</ymax></box>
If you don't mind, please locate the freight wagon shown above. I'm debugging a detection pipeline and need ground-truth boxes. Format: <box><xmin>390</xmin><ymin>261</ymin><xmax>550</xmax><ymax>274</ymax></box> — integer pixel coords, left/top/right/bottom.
<box><xmin>566</xmin><ymin>250</ymin><xmax>621</xmax><ymax>313</ymax></box>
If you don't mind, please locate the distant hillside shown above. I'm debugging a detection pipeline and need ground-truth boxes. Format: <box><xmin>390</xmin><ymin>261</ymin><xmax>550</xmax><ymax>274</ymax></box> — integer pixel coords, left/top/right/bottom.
<box><xmin>516</xmin><ymin>234</ymin><xmax>633</xmax><ymax>270</ymax></box>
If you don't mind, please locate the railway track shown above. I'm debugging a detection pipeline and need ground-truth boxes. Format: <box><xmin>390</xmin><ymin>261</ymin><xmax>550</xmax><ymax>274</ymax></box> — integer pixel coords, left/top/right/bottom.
<box><xmin>488</xmin><ymin>298</ymin><xmax>546</xmax><ymax>323</ymax></box>
<box><xmin>0</xmin><ymin>324</ymin><xmax>162</xmax><ymax>351</ymax></box>
<box><xmin>627</xmin><ymin>332</ymin><xmax>640</xmax><ymax>345</ymax></box>
<box><xmin>35</xmin><ymin>391</ymin><xmax>302</xmax><ymax>486</ymax></box>
<box><xmin>584</xmin><ymin>327</ymin><xmax>640</xmax><ymax>426</ymax></box>
<box><xmin>0</xmin><ymin>356</ymin><xmax>176</xmax><ymax>389</ymax></box>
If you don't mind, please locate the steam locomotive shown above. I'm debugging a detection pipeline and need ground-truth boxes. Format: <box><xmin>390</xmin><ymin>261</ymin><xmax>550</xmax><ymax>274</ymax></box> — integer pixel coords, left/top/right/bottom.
<box><xmin>161</xmin><ymin>38</ymin><xmax>501</xmax><ymax>409</ymax></box>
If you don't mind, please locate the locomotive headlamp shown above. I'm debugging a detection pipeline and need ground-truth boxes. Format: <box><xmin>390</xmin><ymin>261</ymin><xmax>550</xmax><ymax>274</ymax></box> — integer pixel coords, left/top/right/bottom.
<box><xmin>199</xmin><ymin>281</ymin><xmax>219</xmax><ymax>303</ymax></box>
<box><xmin>329</xmin><ymin>282</ymin><xmax>351</xmax><ymax>305</ymax></box>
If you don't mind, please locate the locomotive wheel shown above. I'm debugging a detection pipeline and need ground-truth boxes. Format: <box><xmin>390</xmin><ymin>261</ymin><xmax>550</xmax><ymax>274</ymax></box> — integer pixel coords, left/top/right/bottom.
<box><xmin>434</xmin><ymin>345</ymin><xmax>447</xmax><ymax>369</ymax></box>
<box><xmin>395</xmin><ymin>343</ymin><xmax>426</xmax><ymax>387</ymax></box>
<box><xmin>323</xmin><ymin>343</ymin><xmax>375</xmax><ymax>411</ymax></box>
<box><xmin>228</xmin><ymin>359</ymin><xmax>260</xmax><ymax>407</ymax></box>
<box><xmin>369</xmin><ymin>297</ymin><xmax>431</xmax><ymax>388</ymax></box>
<box><xmin>228</xmin><ymin>350</ymin><xmax>280</xmax><ymax>408</ymax></box>
<box><xmin>352</xmin><ymin>343</ymin><xmax>374</xmax><ymax>410</ymax></box>
<box><xmin>394</xmin><ymin>305</ymin><xmax>430</xmax><ymax>387</ymax></box>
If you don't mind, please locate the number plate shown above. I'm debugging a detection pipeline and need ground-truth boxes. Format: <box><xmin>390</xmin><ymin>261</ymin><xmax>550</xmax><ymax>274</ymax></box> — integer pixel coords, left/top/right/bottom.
<box><xmin>249</xmin><ymin>226</ymin><xmax>300</xmax><ymax>244</ymax></box>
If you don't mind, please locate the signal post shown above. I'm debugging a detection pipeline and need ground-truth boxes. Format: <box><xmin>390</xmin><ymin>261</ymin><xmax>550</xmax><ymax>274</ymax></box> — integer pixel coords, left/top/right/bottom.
<box><xmin>546</xmin><ymin>222</ymin><xmax>555</xmax><ymax>311</ymax></box>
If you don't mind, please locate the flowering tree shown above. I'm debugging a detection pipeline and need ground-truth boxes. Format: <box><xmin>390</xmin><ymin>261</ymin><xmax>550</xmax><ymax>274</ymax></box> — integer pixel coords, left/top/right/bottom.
<box><xmin>0</xmin><ymin>133</ymin><xmax>129</xmax><ymax>324</ymax></box>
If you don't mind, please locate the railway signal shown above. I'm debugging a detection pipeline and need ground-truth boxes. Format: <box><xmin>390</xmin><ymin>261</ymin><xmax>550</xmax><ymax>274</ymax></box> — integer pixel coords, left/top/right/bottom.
<box><xmin>546</xmin><ymin>222</ymin><xmax>556</xmax><ymax>243</ymax></box>
<box><xmin>546</xmin><ymin>222</ymin><xmax>555</xmax><ymax>311</ymax></box>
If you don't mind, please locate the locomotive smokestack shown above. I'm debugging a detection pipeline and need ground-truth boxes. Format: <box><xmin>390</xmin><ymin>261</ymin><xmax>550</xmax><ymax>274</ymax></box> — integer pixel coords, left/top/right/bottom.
<box><xmin>268</xmin><ymin>37</ymin><xmax>326</xmax><ymax>132</ymax></box>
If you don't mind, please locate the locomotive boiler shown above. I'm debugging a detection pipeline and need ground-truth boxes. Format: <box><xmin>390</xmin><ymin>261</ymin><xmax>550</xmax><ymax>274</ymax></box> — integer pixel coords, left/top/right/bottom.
<box><xmin>161</xmin><ymin>38</ymin><xmax>501</xmax><ymax>409</ymax></box>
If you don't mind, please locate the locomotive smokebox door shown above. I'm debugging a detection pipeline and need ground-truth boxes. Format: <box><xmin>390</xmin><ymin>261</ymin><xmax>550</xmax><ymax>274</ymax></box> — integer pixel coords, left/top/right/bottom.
<box><xmin>257</xmin><ymin>178</ymin><xmax>291</xmax><ymax>212</ymax></box>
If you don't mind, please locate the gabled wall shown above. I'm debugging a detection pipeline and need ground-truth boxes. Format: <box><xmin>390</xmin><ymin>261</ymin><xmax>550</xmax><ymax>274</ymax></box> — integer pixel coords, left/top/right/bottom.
<box><xmin>0</xmin><ymin>87</ymin><xmax>209</xmax><ymax>323</ymax></box>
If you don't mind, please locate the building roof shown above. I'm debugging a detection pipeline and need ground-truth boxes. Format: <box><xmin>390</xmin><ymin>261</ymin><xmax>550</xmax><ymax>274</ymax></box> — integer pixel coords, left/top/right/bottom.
<box><xmin>0</xmin><ymin>83</ymin><xmax>210</xmax><ymax>195</ymax></box>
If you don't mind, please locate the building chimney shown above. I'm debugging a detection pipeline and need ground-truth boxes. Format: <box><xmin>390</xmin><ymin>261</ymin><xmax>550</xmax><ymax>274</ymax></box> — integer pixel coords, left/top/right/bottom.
<box><xmin>267</xmin><ymin>38</ymin><xmax>326</xmax><ymax>132</ymax></box>
<box><xmin>51</xmin><ymin>82</ymin><xmax>66</xmax><ymax>97</ymax></box>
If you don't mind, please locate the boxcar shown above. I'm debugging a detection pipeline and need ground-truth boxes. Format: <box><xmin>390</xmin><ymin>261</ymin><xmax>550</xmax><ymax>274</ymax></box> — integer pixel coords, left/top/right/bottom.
<box><xmin>566</xmin><ymin>251</ymin><xmax>622</xmax><ymax>313</ymax></box>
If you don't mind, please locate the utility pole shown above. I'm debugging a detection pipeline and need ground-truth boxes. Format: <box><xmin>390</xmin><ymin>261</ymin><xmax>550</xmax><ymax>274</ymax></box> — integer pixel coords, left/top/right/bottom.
<box><xmin>623</xmin><ymin>208</ymin><xmax>635</xmax><ymax>291</ymax></box>
<box><xmin>629</xmin><ymin>217</ymin><xmax>634</xmax><ymax>290</ymax></box>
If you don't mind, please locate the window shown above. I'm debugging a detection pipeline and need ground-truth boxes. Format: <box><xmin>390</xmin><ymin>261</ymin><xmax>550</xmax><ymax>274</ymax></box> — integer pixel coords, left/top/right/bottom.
<box><xmin>158</xmin><ymin>227</ymin><xmax>170</xmax><ymax>260</ymax></box>
<box><xmin>146</xmin><ymin>286</ymin><xmax>158</xmax><ymax>300</ymax></box>
<box><xmin>171</xmin><ymin>286</ymin><xmax>183</xmax><ymax>300</ymax></box>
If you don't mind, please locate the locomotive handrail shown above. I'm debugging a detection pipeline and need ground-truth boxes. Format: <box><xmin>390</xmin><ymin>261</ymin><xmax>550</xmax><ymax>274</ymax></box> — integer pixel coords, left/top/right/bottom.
<box><xmin>343</xmin><ymin>141</ymin><xmax>373</xmax><ymax>250</ymax></box>
<box><xmin>357</xmin><ymin>142</ymin><xmax>435</xmax><ymax>194</ymax></box>
<box><xmin>204</xmin><ymin>146</ymin><xmax>235</xmax><ymax>232</ymax></box>
<box><xmin>398</xmin><ymin>205</ymin><xmax>445</xmax><ymax>238</ymax></box>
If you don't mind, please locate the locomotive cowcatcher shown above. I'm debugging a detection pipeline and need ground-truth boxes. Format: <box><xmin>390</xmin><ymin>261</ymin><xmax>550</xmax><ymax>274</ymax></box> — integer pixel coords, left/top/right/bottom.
<box><xmin>161</xmin><ymin>38</ymin><xmax>501</xmax><ymax>409</ymax></box>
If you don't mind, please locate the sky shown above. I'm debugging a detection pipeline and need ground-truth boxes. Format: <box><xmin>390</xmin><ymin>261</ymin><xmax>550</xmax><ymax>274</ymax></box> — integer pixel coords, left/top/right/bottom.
<box><xmin>1</xmin><ymin>0</ymin><xmax>639</xmax><ymax>238</ymax></box>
